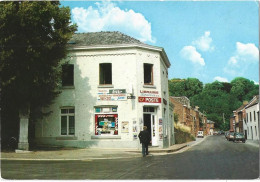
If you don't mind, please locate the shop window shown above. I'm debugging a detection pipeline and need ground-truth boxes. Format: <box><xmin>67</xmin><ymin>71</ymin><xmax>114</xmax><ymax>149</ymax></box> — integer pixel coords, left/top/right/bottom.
<box><xmin>99</xmin><ymin>63</ymin><xmax>112</xmax><ymax>85</ymax></box>
<box><xmin>144</xmin><ymin>63</ymin><xmax>153</xmax><ymax>85</ymax></box>
<box><xmin>62</xmin><ymin>64</ymin><xmax>74</xmax><ymax>86</ymax></box>
<box><xmin>61</xmin><ymin>108</ymin><xmax>75</xmax><ymax>135</ymax></box>
<box><xmin>95</xmin><ymin>114</ymin><xmax>118</xmax><ymax>135</ymax></box>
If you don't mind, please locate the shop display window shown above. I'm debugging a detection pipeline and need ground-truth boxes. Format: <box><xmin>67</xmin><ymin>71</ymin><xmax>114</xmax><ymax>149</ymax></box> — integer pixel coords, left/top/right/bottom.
<box><xmin>95</xmin><ymin>114</ymin><xmax>118</xmax><ymax>135</ymax></box>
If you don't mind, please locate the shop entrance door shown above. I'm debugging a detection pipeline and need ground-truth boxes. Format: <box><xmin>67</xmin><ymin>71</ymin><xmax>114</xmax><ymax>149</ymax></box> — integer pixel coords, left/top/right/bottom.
<box><xmin>143</xmin><ymin>113</ymin><xmax>158</xmax><ymax>146</ymax></box>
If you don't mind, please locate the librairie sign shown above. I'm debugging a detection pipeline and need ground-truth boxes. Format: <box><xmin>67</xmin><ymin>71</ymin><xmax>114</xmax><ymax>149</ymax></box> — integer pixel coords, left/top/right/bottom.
<box><xmin>138</xmin><ymin>97</ymin><xmax>161</xmax><ymax>103</ymax></box>
<box><xmin>139</xmin><ymin>90</ymin><xmax>159</xmax><ymax>97</ymax></box>
<box><xmin>138</xmin><ymin>90</ymin><xmax>161</xmax><ymax>103</ymax></box>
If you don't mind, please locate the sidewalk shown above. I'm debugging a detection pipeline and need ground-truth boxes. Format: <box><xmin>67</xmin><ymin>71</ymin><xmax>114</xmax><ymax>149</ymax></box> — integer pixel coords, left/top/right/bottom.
<box><xmin>245</xmin><ymin>139</ymin><xmax>259</xmax><ymax>147</ymax></box>
<box><xmin>0</xmin><ymin>138</ymin><xmax>205</xmax><ymax>161</ymax></box>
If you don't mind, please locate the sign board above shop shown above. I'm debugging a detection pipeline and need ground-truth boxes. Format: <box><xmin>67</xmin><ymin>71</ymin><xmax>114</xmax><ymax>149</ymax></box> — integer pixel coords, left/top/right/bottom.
<box><xmin>138</xmin><ymin>97</ymin><xmax>161</xmax><ymax>103</ymax></box>
<box><xmin>98</xmin><ymin>89</ymin><xmax>127</xmax><ymax>101</ymax></box>
<box><xmin>139</xmin><ymin>90</ymin><xmax>159</xmax><ymax>97</ymax></box>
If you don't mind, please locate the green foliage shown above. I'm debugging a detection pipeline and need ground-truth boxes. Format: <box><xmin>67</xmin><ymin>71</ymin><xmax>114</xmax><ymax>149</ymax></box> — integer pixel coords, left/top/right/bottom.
<box><xmin>169</xmin><ymin>78</ymin><xmax>203</xmax><ymax>98</ymax></box>
<box><xmin>170</xmin><ymin>77</ymin><xmax>259</xmax><ymax>129</ymax></box>
<box><xmin>174</xmin><ymin>126</ymin><xmax>195</xmax><ymax>144</ymax></box>
<box><xmin>230</xmin><ymin>77</ymin><xmax>258</xmax><ymax>102</ymax></box>
<box><xmin>0</xmin><ymin>2</ymin><xmax>77</xmax><ymax>141</ymax></box>
<box><xmin>174</xmin><ymin>113</ymin><xmax>179</xmax><ymax>123</ymax></box>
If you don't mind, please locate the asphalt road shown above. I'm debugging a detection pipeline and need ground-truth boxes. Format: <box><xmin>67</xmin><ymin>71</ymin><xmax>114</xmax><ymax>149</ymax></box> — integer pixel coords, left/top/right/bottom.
<box><xmin>1</xmin><ymin>135</ymin><xmax>259</xmax><ymax>179</ymax></box>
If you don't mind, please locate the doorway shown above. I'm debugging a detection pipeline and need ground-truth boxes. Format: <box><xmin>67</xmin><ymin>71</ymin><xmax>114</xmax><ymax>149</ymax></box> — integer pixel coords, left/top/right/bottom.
<box><xmin>143</xmin><ymin>107</ymin><xmax>158</xmax><ymax>146</ymax></box>
<box><xmin>143</xmin><ymin>114</ymin><xmax>151</xmax><ymax>145</ymax></box>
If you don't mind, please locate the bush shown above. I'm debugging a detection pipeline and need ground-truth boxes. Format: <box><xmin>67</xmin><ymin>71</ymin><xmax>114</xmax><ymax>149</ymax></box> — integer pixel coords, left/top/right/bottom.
<box><xmin>174</xmin><ymin>123</ymin><xmax>195</xmax><ymax>144</ymax></box>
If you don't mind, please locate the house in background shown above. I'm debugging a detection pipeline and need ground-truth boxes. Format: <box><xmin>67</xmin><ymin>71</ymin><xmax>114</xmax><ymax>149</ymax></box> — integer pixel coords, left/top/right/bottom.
<box><xmin>34</xmin><ymin>31</ymin><xmax>174</xmax><ymax>149</ymax></box>
<box><xmin>232</xmin><ymin>101</ymin><xmax>248</xmax><ymax>133</ymax></box>
<box><xmin>206</xmin><ymin>120</ymin><xmax>215</xmax><ymax>135</ymax></box>
<box><xmin>199</xmin><ymin>112</ymin><xmax>207</xmax><ymax>136</ymax></box>
<box><xmin>169</xmin><ymin>96</ymin><xmax>202</xmax><ymax>137</ymax></box>
<box><xmin>244</xmin><ymin>95</ymin><xmax>259</xmax><ymax>140</ymax></box>
<box><xmin>229</xmin><ymin>115</ymin><xmax>235</xmax><ymax>132</ymax></box>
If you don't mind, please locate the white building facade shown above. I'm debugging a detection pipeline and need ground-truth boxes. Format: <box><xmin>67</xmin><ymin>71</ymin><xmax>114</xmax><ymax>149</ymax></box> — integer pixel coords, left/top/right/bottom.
<box><xmin>243</xmin><ymin>95</ymin><xmax>259</xmax><ymax>140</ymax></box>
<box><xmin>34</xmin><ymin>32</ymin><xmax>175</xmax><ymax>149</ymax></box>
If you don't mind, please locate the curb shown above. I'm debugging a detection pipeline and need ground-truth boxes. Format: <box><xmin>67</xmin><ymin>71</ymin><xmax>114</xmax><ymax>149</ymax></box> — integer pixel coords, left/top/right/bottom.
<box><xmin>1</xmin><ymin>138</ymin><xmax>206</xmax><ymax>161</ymax></box>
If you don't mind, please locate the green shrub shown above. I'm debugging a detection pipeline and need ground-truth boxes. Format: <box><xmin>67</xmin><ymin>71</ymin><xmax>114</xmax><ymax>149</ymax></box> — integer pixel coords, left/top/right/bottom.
<box><xmin>174</xmin><ymin>126</ymin><xmax>195</xmax><ymax>144</ymax></box>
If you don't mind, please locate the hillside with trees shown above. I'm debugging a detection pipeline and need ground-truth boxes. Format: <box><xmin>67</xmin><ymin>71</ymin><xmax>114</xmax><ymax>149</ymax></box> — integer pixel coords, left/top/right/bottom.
<box><xmin>169</xmin><ymin>77</ymin><xmax>259</xmax><ymax>130</ymax></box>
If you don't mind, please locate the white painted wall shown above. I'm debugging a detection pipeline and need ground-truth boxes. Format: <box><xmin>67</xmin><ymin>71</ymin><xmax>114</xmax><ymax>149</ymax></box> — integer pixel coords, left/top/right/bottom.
<box><xmin>245</xmin><ymin>104</ymin><xmax>259</xmax><ymax>140</ymax></box>
<box><xmin>35</xmin><ymin>46</ymin><xmax>173</xmax><ymax>148</ymax></box>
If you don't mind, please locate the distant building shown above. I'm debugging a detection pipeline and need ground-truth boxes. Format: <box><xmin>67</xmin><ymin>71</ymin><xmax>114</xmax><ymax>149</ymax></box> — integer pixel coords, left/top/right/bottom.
<box><xmin>169</xmin><ymin>96</ymin><xmax>201</xmax><ymax>136</ymax></box>
<box><xmin>206</xmin><ymin>120</ymin><xmax>215</xmax><ymax>135</ymax></box>
<box><xmin>232</xmin><ymin>102</ymin><xmax>248</xmax><ymax>133</ymax></box>
<box><xmin>244</xmin><ymin>95</ymin><xmax>259</xmax><ymax>140</ymax></box>
<box><xmin>229</xmin><ymin>115</ymin><xmax>235</xmax><ymax>132</ymax></box>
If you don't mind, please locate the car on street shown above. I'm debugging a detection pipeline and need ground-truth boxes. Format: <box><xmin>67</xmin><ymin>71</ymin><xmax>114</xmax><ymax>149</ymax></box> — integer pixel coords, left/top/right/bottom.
<box><xmin>213</xmin><ymin>131</ymin><xmax>218</xmax><ymax>135</ymax></box>
<box><xmin>225</xmin><ymin>131</ymin><xmax>230</xmax><ymax>139</ymax></box>
<box><xmin>197</xmin><ymin>131</ymin><xmax>204</xmax><ymax>138</ymax></box>
<box><xmin>233</xmin><ymin>132</ymin><xmax>246</xmax><ymax>143</ymax></box>
<box><xmin>227</xmin><ymin>132</ymin><xmax>235</xmax><ymax>141</ymax></box>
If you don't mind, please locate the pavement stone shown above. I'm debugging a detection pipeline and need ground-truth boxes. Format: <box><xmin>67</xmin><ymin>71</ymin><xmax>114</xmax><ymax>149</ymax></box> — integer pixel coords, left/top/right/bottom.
<box><xmin>0</xmin><ymin>137</ymin><xmax>206</xmax><ymax>161</ymax></box>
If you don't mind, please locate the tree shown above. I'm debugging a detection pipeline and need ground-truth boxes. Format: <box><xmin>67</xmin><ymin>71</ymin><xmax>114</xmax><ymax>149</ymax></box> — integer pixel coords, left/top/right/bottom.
<box><xmin>230</xmin><ymin>77</ymin><xmax>258</xmax><ymax>102</ymax></box>
<box><xmin>168</xmin><ymin>77</ymin><xmax>259</xmax><ymax>130</ymax></box>
<box><xmin>0</xmin><ymin>1</ymin><xmax>77</xmax><ymax>150</ymax></box>
<box><xmin>169</xmin><ymin>78</ymin><xmax>203</xmax><ymax>98</ymax></box>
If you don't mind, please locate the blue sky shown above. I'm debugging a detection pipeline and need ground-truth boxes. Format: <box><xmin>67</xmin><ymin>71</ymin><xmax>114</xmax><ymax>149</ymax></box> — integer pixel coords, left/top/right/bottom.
<box><xmin>61</xmin><ymin>1</ymin><xmax>259</xmax><ymax>84</ymax></box>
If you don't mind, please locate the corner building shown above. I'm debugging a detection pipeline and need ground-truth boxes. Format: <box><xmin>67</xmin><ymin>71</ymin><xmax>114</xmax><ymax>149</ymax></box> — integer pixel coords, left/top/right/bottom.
<box><xmin>35</xmin><ymin>32</ymin><xmax>174</xmax><ymax>149</ymax></box>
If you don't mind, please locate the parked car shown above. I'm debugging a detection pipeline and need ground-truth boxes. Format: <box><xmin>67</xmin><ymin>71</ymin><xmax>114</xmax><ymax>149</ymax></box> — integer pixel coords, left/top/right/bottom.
<box><xmin>213</xmin><ymin>131</ymin><xmax>218</xmax><ymax>135</ymax></box>
<box><xmin>227</xmin><ymin>132</ymin><xmax>235</xmax><ymax>141</ymax></box>
<box><xmin>225</xmin><ymin>131</ymin><xmax>230</xmax><ymax>139</ymax></box>
<box><xmin>197</xmin><ymin>131</ymin><xmax>204</xmax><ymax>138</ymax></box>
<box><xmin>233</xmin><ymin>132</ymin><xmax>246</xmax><ymax>143</ymax></box>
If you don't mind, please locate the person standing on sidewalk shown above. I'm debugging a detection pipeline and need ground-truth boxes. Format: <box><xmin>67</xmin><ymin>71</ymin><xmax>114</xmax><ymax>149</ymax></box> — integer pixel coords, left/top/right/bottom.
<box><xmin>138</xmin><ymin>126</ymin><xmax>150</xmax><ymax>157</ymax></box>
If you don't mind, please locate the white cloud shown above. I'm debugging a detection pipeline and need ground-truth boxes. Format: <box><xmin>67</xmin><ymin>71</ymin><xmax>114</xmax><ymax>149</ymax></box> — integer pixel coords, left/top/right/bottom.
<box><xmin>180</xmin><ymin>46</ymin><xmax>205</xmax><ymax>66</ymax></box>
<box><xmin>192</xmin><ymin>31</ymin><xmax>214</xmax><ymax>52</ymax></box>
<box><xmin>71</xmin><ymin>1</ymin><xmax>155</xmax><ymax>43</ymax></box>
<box><xmin>236</xmin><ymin>42</ymin><xmax>259</xmax><ymax>62</ymax></box>
<box><xmin>253</xmin><ymin>80</ymin><xmax>259</xmax><ymax>85</ymax></box>
<box><xmin>224</xmin><ymin>42</ymin><xmax>259</xmax><ymax>76</ymax></box>
<box><xmin>214</xmin><ymin>76</ymin><xmax>228</xmax><ymax>82</ymax></box>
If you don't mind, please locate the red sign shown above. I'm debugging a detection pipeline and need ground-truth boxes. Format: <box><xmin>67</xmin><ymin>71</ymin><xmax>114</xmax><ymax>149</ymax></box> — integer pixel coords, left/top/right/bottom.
<box><xmin>138</xmin><ymin>97</ymin><xmax>161</xmax><ymax>103</ymax></box>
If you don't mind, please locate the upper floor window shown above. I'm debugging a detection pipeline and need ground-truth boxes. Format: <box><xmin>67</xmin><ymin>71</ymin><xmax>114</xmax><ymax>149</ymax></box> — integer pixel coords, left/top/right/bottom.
<box><xmin>99</xmin><ymin>63</ymin><xmax>112</xmax><ymax>85</ymax></box>
<box><xmin>254</xmin><ymin>111</ymin><xmax>256</xmax><ymax>121</ymax></box>
<box><xmin>144</xmin><ymin>63</ymin><xmax>153</xmax><ymax>85</ymax></box>
<box><xmin>62</xmin><ymin>64</ymin><xmax>74</xmax><ymax>86</ymax></box>
<box><xmin>250</xmin><ymin>112</ymin><xmax>252</xmax><ymax>122</ymax></box>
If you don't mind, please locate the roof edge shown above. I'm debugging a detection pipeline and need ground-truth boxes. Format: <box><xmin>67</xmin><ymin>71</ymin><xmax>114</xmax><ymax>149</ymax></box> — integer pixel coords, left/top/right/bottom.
<box><xmin>67</xmin><ymin>43</ymin><xmax>171</xmax><ymax>68</ymax></box>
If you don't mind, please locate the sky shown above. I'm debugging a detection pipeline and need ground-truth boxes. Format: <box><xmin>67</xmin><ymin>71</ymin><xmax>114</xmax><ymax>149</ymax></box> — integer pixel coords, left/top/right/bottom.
<box><xmin>61</xmin><ymin>1</ymin><xmax>259</xmax><ymax>84</ymax></box>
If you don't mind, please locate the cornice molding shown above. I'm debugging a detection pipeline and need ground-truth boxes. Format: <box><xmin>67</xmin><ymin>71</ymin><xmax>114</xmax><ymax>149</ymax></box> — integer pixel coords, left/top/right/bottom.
<box><xmin>67</xmin><ymin>52</ymin><xmax>136</xmax><ymax>58</ymax></box>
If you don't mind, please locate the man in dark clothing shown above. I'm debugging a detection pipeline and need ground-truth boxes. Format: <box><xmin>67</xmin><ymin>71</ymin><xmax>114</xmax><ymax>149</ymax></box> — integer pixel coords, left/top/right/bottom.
<box><xmin>138</xmin><ymin>126</ymin><xmax>150</xmax><ymax>157</ymax></box>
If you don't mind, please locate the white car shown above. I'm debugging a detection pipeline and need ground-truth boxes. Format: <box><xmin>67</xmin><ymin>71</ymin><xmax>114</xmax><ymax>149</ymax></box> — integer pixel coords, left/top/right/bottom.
<box><xmin>197</xmin><ymin>131</ymin><xmax>204</xmax><ymax>138</ymax></box>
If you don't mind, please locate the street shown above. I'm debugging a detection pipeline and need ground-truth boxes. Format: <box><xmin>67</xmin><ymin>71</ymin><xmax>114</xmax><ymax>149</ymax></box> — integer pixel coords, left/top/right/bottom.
<box><xmin>1</xmin><ymin>135</ymin><xmax>259</xmax><ymax>179</ymax></box>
